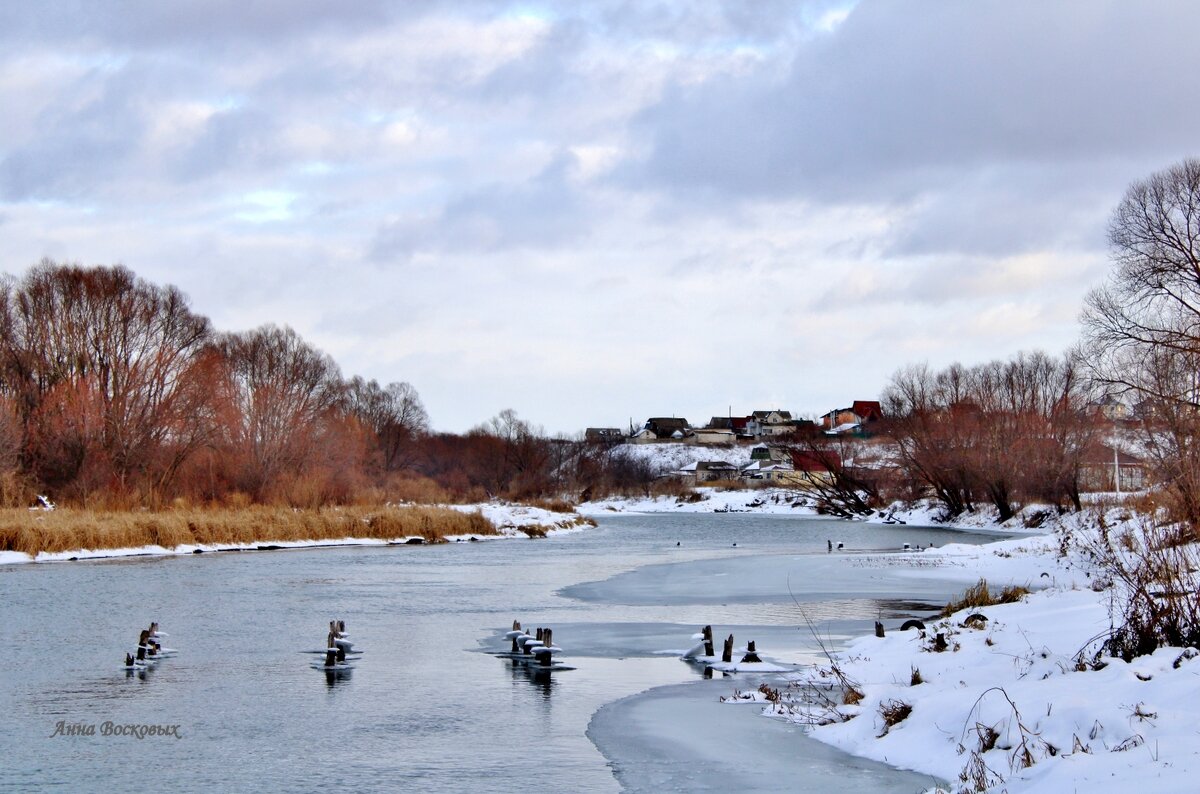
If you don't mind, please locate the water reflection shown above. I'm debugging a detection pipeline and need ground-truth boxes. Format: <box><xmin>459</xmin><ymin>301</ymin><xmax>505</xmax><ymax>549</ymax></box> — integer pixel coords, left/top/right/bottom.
<box><xmin>508</xmin><ymin>659</ymin><xmax>556</xmax><ymax>702</ymax></box>
<box><xmin>322</xmin><ymin>668</ymin><xmax>353</xmax><ymax>689</ymax></box>
<box><xmin>125</xmin><ymin>666</ymin><xmax>153</xmax><ymax>682</ymax></box>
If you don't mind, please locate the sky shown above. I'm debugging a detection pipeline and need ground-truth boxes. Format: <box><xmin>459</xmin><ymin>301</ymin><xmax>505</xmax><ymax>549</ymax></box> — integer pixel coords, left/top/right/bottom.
<box><xmin>2</xmin><ymin>1</ymin><xmax>1198</xmax><ymax>435</ymax></box>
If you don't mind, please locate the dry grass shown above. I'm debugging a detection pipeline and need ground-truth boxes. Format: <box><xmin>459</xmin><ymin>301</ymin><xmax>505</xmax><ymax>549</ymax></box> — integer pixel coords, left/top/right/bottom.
<box><xmin>519</xmin><ymin>497</ymin><xmax>577</xmax><ymax>513</ymax></box>
<box><xmin>0</xmin><ymin>504</ymin><xmax>498</xmax><ymax>556</ymax></box>
<box><xmin>941</xmin><ymin>579</ymin><xmax>1031</xmax><ymax>617</ymax></box>
<box><xmin>879</xmin><ymin>699</ymin><xmax>913</xmax><ymax>729</ymax></box>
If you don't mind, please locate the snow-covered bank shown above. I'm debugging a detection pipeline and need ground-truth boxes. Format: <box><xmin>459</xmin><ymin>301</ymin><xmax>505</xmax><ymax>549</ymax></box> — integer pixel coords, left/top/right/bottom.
<box><xmin>584</xmin><ymin>488</ymin><xmax>1081</xmax><ymax>543</ymax></box>
<box><xmin>731</xmin><ymin>513</ymin><xmax>1200</xmax><ymax>793</ymax></box>
<box><xmin>0</xmin><ymin>502</ymin><xmax>591</xmax><ymax>565</ymax></box>
<box><xmin>581</xmin><ymin>487</ymin><xmax>819</xmax><ymax>515</ymax></box>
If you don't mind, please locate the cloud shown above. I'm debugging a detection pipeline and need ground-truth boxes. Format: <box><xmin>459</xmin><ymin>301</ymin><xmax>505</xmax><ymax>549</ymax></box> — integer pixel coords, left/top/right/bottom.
<box><xmin>0</xmin><ymin>1</ymin><xmax>1194</xmax><ymax>433</ymax></box>
<box><xmin>633</xmin><ymin>2</ymin><xmax>1200</xmax><ymax>204</ymax></box>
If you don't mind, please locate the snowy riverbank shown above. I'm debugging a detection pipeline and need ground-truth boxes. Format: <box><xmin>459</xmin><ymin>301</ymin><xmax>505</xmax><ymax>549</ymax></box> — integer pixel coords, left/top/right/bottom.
<box><xmin>724</xmin><ymin>511</ymin><xmax>1200</xmax><ymax>793</ymax></box>
<box><xmin>0</xmin><ymin>502</ymin><xmax>589</xmax><ymax>566</ymax></box>
<box><xmin>581</xmin><ymin>487</ymin><xmax>1060</xmax><ymax>537</ymax></box>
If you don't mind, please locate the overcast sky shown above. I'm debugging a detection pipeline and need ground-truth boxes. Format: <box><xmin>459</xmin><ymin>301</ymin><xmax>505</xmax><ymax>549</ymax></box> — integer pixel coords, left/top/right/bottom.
<box><xmin>2</xmin><ymin>1</ymin><xmax>1197</xmax><ymax>434</ymax></box>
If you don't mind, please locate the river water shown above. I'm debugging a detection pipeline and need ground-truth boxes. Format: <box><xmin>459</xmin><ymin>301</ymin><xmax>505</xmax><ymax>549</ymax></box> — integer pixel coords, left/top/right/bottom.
<box><xmin>0</xmin><ymin>512</ymin><xmax>1006</xmax><ymax>792</ymax></box>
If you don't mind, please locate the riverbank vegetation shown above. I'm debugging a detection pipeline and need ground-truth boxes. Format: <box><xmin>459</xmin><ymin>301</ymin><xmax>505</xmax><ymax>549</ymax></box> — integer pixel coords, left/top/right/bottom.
<box><xmin>3</xmin><ymin>159</ymin><xmax>1200</xmax><ymax>560</ymax></box>
<box><xmin>0</xmin><ymin>504</ymin><xmax>497</xmax><ymax>556</ymax></box>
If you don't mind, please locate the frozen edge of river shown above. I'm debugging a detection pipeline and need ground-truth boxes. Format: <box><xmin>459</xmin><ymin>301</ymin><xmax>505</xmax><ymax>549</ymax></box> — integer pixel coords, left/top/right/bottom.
<box><xmin>731</xmin><ymin>513</ymin><xmax>1200</xmax><ymax>794</ymax></box>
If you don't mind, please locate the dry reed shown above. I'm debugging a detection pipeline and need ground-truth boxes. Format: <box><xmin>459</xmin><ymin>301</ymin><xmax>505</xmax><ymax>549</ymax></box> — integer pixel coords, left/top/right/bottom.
<box><xmin>0</xmin><ymin>505</ymin><xmax>498</xmax><ymax>556</ymax></box>
<box><xmin>941</xmin><ymin>579</ymin><xmax>1031</xmax><ymax>617</ymax></box>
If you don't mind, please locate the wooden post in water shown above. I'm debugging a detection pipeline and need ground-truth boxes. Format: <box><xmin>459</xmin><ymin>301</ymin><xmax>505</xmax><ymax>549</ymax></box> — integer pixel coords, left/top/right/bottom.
<box><xmin>875</xmin><ymin>621</ymin><xmax>885</xmax><ymax>638</ymax></box>
<box><xmin>702</xmin><ymin>625</ymin><xmax>714</xmax><ymax>657</ymax></box>
<box><xmin>722</xmin><ymin>634</ymin><xmax>734</xmax><ymax>664</ymax></box>
<box><xmin>536</xmin><ymin>627</ymin><xmax>544</xmax><ymax>642</ymax></box>
<box><xmin>511</xmin><ymin>621</ymin><xmax>522</xmax><ymax>653</ymax></box>
<box><xmin>326</xmin><ymin>631</ymin><xmax>339</xmax><ymax>666</ymax></box>
<box><xmin>740</xmin><ymin>640</ymin><xmax>762</xmax><ymax>664</ymax></box>
<box><xmin>543</xmin><ymin>628</ymin><xmax>552</xmax><ymax>648</ymax></box>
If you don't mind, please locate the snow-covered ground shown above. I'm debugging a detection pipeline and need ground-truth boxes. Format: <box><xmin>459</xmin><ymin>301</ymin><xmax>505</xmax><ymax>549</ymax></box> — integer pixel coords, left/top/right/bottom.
<box><xmin>613</xmin><ymin>441</ymin><xmax>750</xmax><ymax>474</ymax></box>
<box><xmin>724</xmin><ymin>512</ymin><xmax>1200</xmax><ymax>793</ymax></box>
<box><xmin>0</xmin><ymin>502</ymin><xmax>588</xmax><ymax>566</ymax></box>
<box><xmin>581</xmin><ymin>486</ymin><xmax>819</xmax><ymax>515</ymax></box>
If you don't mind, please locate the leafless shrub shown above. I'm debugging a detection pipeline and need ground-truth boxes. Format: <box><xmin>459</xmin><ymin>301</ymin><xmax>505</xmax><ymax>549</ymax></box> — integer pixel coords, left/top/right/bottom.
<box><xmin>955</xmin><ymin>687</ymin><xmax>1051</xmax><ymax>793</ymax></box>
<box><xmin>1073</xmin><ymin>514</ymin><xmax>1200</xmax><ymax>660</ymax></box>
<box><xmin>878</xmin><ymin>699</ymin><xmax>912</xmax><ymax>734</ymax></box>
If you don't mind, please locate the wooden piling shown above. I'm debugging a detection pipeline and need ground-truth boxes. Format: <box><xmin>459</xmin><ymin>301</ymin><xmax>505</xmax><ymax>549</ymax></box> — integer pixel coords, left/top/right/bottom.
<box><xmin>702</xmin><ymin>625</ymin><xmax>714</xmax><ymax>657</ymax></box>
<box><xmin>875</xmin><ymin>621</ymin><xmax>885</xmax><ymax>638</ymax></box>
<box><xmin>722</xmin><ymin>634</ymin><xmax>734</xmax><ymax>664</ymax></box>
<box><xmin>511</xmin><ymin>620</ymin><xmax>522</xmax><ymax>653</ymax></box>
<box><xmin>543</xmin><ymin>628</ymin><xmax>552</xmax><ymax>648</ymax></box>
<box><xmin>740</xmin><ymin>640</ymin><xmax>762</xmax><ymax>664</ymax></box>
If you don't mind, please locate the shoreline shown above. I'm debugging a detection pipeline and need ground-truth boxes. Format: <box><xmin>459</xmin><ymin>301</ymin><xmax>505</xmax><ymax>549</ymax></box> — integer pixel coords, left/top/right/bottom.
<box><xmin>0</xmin><ymin>502</ymin><xmax>591</xmax><ymax>566</ymax></box>
<box><xmin>721</xmin><ymin>509</ymin><xmax>1200</xmax><ymax>793</ymax></box>
<box><xmin>3</xmin><ymin>487</ymin><xmax>1052</xmax><ymax>566</ymax></box>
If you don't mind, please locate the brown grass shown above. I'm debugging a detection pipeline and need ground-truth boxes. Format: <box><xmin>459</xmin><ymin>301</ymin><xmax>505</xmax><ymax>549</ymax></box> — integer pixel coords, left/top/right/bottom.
<box><xmin>941</xmin><ymin>579</ymin><xmax>1031</xmax><ymax>617</ymax></box>
<box><xmin>0</xmin><ymin>505</ymin><xmax>498</xmax><ymax>556</ymax></box>
<box><xmin>879</xmin><ymin>699</ymin><xmax>913</xmax><ymax>728</ymax></box>
<box><xmin>519</xmin><ymin>497</ymin><xmax>577</xmax><ymax>513</ymax></box>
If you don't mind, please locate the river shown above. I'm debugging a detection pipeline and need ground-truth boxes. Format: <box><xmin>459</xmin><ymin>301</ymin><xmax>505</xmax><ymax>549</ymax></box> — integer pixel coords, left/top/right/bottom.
<box><xmin>0</xmin><ymin>512</ymin><xmax>1007</xmax><ymax>792</ymax></box>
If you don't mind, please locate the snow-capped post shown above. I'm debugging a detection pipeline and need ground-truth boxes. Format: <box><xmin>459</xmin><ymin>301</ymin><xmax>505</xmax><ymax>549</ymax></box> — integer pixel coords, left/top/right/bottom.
<box><xmin>740</xmin><ymin>641</ymin><xmax>761</xmax><ymax>664</ymax></box>
<box><xmin>875</xmin><ymin>621</ymin><xmax>885</xmax><ymax>638</ymax></box>
<box><xmin>543</xmin><ymin>628</ymin><xmax>552</xmax><ymax>648</ymax></box>
<box><xmin>722</xmin><ymin>634</ymin><xmax>734</xmax><ymax>664</ymax></box>
<box><xmin>510</xmin><ymin>621</ymin><xmax>522</xmax><ymax>653</ymax></box>
<box><xmin>702</xmin><ymin>625</ymin><xmax>714</xmax><ymax>656</ymax></box>
<box><xmin>536</xmin><ymin>627</ymin><xmax>544</xmax><ymax>643</ymax></box>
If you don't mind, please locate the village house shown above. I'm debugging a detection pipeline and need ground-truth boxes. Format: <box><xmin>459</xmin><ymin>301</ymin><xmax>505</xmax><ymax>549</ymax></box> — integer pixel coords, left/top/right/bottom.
<box><xmin>679</xmin><ymin>460</ymin><xmax>740</xmax><ymax>483</ymax></box>
<box><xmin>731</xmin><ymin>416</ymin><xmax>761</xmax><ymax>439</ymax></box>
<box><xmin>1091</xmin><ymin>396</ymin><xmax>1130</xmax><ymax>422</ymax></box>
<box><xmin>788</xmin><ymin>449</ymin><xmax>841</xmax><ymax>489</ymax></box>
<box><xmin>693</xmin><ymin>427</ymin><xmax>736</xmax><ymax>445</ymax></box>
<box><xmin>821</xmin><ymin>400</ymin><xmax>883</xmax><ymax>435</ymax></box>
<box><xmin>631</xmin><ymin>417</ymin><xmax>692</xmax><ymax>443</ymax></box>
<box><xmin>753</xmin><ymin>410</ymin><xmax>795</xmax><ymax>436</ymax></box>
<box><xmin>584</xmin><ymin>427</ymin><xmax>624</xmax><ymax>444</ymax></box>
<box><xmin>1079</xmin><ymin>443</ymin><xmax>1147</xmax><ymax>492</ymax></box>
<box><xmin>749</xmin><ymin>443</ymin><xmax>790</xmax><ymax>463</ymax></box>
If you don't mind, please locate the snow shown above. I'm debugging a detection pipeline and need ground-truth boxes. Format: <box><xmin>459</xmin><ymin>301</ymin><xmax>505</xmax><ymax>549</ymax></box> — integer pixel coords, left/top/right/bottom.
<box><xmin>449</xmin><ymin>501</ymin><xmax>592</xmax><ymax>536</ymax></box>
<box><xmin>610</xmin><ymin>441</ymin><xmax>749</xmax><ymax>474</ymax></box>
<box><xmin>581</xmin><ymin>487</ymin><xmax>818</xmax><ymax>515</ymax></box>
<box><xmin>732</xmin><ymin>511</ymin><xmax>1200</xmax><ymax>793</ymax></box>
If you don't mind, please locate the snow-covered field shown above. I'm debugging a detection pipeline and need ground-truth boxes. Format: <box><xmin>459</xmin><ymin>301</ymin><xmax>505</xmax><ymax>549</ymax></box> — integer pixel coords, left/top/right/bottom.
<box><xmin>724</xmin><ymin>514</ymin><xmax>1200</xmax><ymax>793</ymax></box>
<box><xmin>0</xmin><ymin>502</ymin><xmax>588</xmax><ymax>566</ymax></box>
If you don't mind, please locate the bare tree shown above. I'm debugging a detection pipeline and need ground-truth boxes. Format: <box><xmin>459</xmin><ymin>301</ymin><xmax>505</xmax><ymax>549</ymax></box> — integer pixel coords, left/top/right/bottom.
<box><xmin>346</xmin><ymin>377</ymin><xmax>429</xmax><ymax>474</ymax></box>
<box><xmin>0</xmin><ymin>261</ymin><xmax>212</xmax><ymax>497</ymax></box>
<box><xmin>1083</xmin><ymin>158</ymin><xmax>1200</xmax><ymax>529</ymax></box>
<box><xmin>212</xmin><ymin>325</ymin><xmax>345</xmax><ymax>499</ymax></box>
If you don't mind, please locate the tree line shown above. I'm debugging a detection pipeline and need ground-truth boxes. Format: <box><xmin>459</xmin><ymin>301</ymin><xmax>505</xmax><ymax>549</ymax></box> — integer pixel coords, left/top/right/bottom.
<box><xmin>0</xmin><ymin>261</ymin><xmax>656</xmax><ymax>507</ymax></box>
<box><xmin>793</xmin><ymin>157</ymin><xmax>1200</xmax><ymax>536</ymax></box>
<box><xmin>4</xmin><ymin>159</ymin><xmax>1199</xmax><ymax>524</ymax></box>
